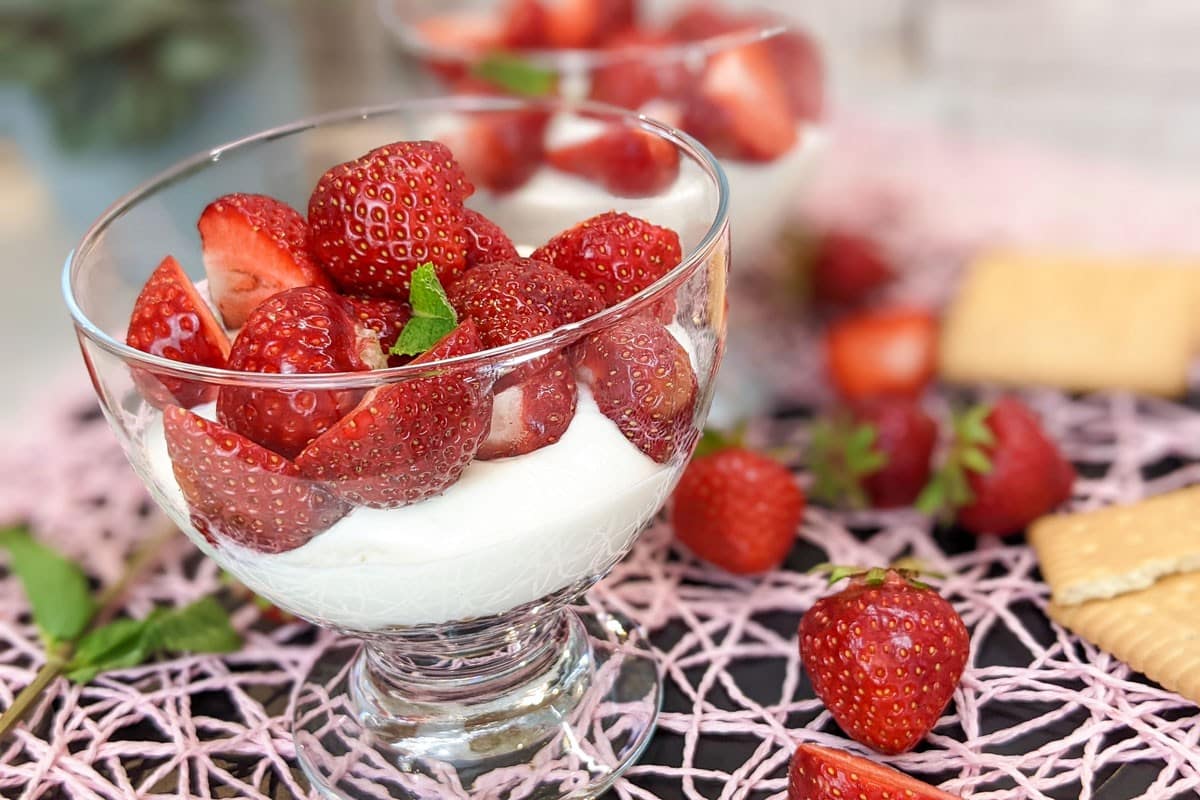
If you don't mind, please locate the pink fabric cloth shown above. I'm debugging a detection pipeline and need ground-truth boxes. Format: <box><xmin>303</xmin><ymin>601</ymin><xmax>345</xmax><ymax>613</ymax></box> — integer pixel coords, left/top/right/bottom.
<box><xmin>4</xmin><ymin>115</ymin><xmax>1200</xmax><ymax>798</ymax></box>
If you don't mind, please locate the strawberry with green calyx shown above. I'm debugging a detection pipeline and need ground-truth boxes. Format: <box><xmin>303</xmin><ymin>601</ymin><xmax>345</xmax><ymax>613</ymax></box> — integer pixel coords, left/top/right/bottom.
<box><xmin>809</xmin><ymin>397</ymin><xmax>938</xmax><ymax>509</ymax></box>
<box><xmin>799</xmin><ymin>565</ymin><xmax>969</xmax><ymax>755</ymax></box>
<box><xmin>671</xmin><ymin>428</ymin><xmax>805</xmax><ymax>575</ymax></box>
<box><xmin>917</xmin><ymin>396</ymin><xmax>1074</xmax><ymax>536</ymax></box>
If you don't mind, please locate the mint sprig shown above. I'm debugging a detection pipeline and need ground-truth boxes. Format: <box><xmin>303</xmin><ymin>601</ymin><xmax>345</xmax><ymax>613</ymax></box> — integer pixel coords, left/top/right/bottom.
<box><xmin>471</xmin><ymin>54</ymin><xmax>556</xmax><ymax>97</ymax></box>
<box><xmin>807</xmin><ymin>416</ymin><xmax>888</xmax><ymax>509</ymax></box>
<box><xmin>0</xmin><ymin>525</ymin><xmax>240</xmax><ymax>740</ymax></box>
<box><xmin>915</xmin><ymin>403</ymin><xmax>995</xmax><ymax>520</ymax></box>
<box><xmin>391</xmin><ymin>263</ymin><xmax>459</xmax><ymax>357</ymax></box>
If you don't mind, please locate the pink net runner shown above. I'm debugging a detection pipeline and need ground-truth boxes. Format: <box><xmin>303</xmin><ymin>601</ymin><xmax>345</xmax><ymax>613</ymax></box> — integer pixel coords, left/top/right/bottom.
<box><xmin>4</xmin><ymin>114</ymin><xmax>1200</xmax><ymax>799</ymax></box>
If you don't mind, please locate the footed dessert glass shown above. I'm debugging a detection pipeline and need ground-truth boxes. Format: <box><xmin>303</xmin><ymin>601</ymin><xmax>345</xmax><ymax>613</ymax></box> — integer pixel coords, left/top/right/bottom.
<box><xmin>63</xmin><ymin>97</ymin><xmax>729</xmax><ymax>799</ymax></box>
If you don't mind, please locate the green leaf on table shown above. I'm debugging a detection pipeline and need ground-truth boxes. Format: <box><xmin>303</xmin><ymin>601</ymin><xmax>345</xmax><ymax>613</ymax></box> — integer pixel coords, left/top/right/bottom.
<box><xmin>471</xmin><ymin>54</ymin><xmax>556</xmax><ymax>97</ymax></box>
<box><xmin>391</xmin><ymin>263</ymin><xmax>459</xmax><ymax>357</ymax></box>
<box><xmin>0</xmin><ymin>526</ymin><xmax>95</xmax><ymax>643</ymax></box>
<box><xmin>151</xmin><ymin>597</ymin><xmax>240</xmax><ymax>654</ymax></box>
<box><xmin>66</xmin><ymin>617</ymin><xmax>153</xmax><ymax>684</ymax></box>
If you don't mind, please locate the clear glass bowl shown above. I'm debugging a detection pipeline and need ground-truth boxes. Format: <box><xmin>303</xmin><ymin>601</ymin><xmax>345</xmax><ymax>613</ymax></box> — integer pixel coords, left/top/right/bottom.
<box><xmin>63</xmin><ymin>96</ymin><xmax>729</xmax><ymax>800</ymax></box>
<box><xmin>379</xmin><ymin>0</ymin><xmax>825</xmax><ymax>262</ymax></box>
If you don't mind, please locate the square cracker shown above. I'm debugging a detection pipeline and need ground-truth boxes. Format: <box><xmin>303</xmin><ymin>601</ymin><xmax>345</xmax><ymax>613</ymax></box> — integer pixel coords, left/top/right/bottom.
<box><xmin>939</xmin><ymin>252</ymin><xmax>1200</xmax><ymax>396</ymax></box>
<box><xmin>1050</xmin><ymin>572</ymin><xmax>1200</xmax><ymax>705</ymax></box>
<box><xmin>1031</xmin><ymin>487</ymin><xmax>1200</xmax><ymax>606</ymax></box>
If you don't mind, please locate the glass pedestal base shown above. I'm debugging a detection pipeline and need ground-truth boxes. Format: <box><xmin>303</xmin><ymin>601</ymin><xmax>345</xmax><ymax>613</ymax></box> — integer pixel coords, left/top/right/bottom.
<box><xmin>294</xmin><ymin>609</ymin><xmax>661</xmax><ymax>799</ymax></box>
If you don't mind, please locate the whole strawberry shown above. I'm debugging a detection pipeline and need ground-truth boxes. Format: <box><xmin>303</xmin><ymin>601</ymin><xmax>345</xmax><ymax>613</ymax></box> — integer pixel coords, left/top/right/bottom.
<box><xmin>808</xmin><ymin>230</ymin><xmax>895</xmax><ymax>309</ymax></box>
<box><xmin>824</xmin><ymin>306</ymin><xmax>938</xmax><ymax>401</ymax></box>
<box><xmin>919</xmin><ymin>397</ymin><xmax>1075</xmax><ymax>535</ymax></box>
<box><xmin>808</xmin><ymin>397</ymin><xmax>937</xmax><ymax>509</ymax></box>
<box><xmin>531</xmin><ymin>211</ymin><xmax>682</xmax><ymax>308</ymax></box>
<box><xmin>462</xmin><ymin>208</ymin><xmax>518</xmax><ymax>267</ymax></box>
<box><xmin>672</xmin><ymin>438</ymin><xmax>805</xmax><ymax>574</ymax></box>
<box><xmin>308</xmin><ymin>141</ymin><xmax>472</xmax><ymax>298</ymax></box>
<box><xmin>788</xmin><ymin>744</ymin><xmax>960</xmax><ymax>800</ymax></box>
<box><xmin>799</xmin><ymin>567</ymin><xmax>969</xmax><ymax>754</ymax></box>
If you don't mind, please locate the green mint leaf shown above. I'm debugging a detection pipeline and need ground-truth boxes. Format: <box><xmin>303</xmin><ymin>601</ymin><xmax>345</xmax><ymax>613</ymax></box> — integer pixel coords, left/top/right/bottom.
<box><xmin>150</xmin><ymin>597</ymin><xmax>240</xmax><ymax>654</ymax></box>
<box><xmin>391</xmin><ymin>263</ymin><xmax>458</xmax><ymax>357</ymax></box>
<box><xmin>0</xmin><ymin>526</ymin><xmax>95</xmax><ymax>643</ymax></box>
<box><xmin>471</xmin><ymin>54</ymin><xmax>556</xmax><ymax>97</ymax></box>
<box><xmin>66</xmin><ymin>617</ymin><xmax>153</xmax><ymax>684</ymax></box>
<box><xmin>961</xmin><ymin>447</ymin><xmax>993</xmax><ymax>475</ymax></box>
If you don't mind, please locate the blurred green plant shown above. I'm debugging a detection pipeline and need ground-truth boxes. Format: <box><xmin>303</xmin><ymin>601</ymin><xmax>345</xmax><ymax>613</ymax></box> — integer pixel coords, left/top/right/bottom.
<box><xmin>0</xmin><ymin>0</ymin><xmax>251</xmax><ymax>149</ymax></box>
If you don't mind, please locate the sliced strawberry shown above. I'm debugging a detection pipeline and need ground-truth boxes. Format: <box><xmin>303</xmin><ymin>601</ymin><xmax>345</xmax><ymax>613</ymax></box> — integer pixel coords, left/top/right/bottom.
<box><xmin>308</xmin><ymin>141</ymin><xmax>472</xmax><ymax>299</ymax></box>
<box><xmin>463</xmin><ymin>208</ymin><xmax>519</xmax><ymax>267</ymax></box>
<box><xmin>667</xmin><ymin>3</ymin><xmax>743</xmax><ymax>40</ymax></box>
<box><xmin>416</xmin><ymin>12</ymin><xmax>507</xmax><ymax>80</ymax></box>
<box><xmin>126</xmin><ymin>255</ymin><xmax>231</xmax><ymax>408</ymax></box>
<box><xmin>541</xmin><ymin>0</ymin><xmax>635</xmax><ymax>48</ymax></box>
<box><xmin>344</xmin><ymin>295</ymin><xmax>413</xmax><ymax>366</ymax></box>
<box><xmin>296</xmin><ymin>320</ymin><xmax>492</xmax><ymax>508</ymax></box>
<box><xmin>442</xmin><ymin>104</ymin><xmax>551</xmax><ymax>194</ymax></box>
<box><xmin>824</xmin><ymin>307</ymin><xmax>938</xmax><ymax>401</ymax></box>
<box><xmin>574</xmin><ymin>315</ymin><xmax>697</xmax><ymax>463</ymax></box>
<box><xmin>197</xmin><ymin>193</ymin><xmax>333</xmax><ymax>330</ymax></box>
<box><xmin>789</xmin><ymin>743</ymin><xmax>961</xmax><ymax>799</ymax></box>
<box><xmin>589</xmin><ymin>29</ymin><xmax>688</xmax><ymax>110</ymax></box>
<box><xmin>765</xmin><ymin>27</ymin><xmax>824</xmax><ymax>122</ymax></box>
<box><xmin>163</xmin><ymin>406</ymin><xmax>348</xmax><ymax>554</ymax></box>
<box><xmin>531</xmin><ymin>211</ymin><xmax>682</xmax><ymax>308</ymax></box>
<box><xmin>500</xmin><ymin>0</ymin><xmax>548</xmax><ymax>47</ymax></box>
<box><xmin>217</xmin><ymin>287</ymin><xmax>384</xmax><ymax>459</ymax></box>
<box><xmin>548</xmin><ymin>125</ymin><xmax>680</xmax><ymax>197</ymax></box>
<box><xmin>681</xmin><ymin>42</ymin><xmax>797</xmax><ymax>161</ymax></box>
<box><xmin>479</xmin><ymin>354</ymin><xmax>576</xmax><ymax>459</ymax></box>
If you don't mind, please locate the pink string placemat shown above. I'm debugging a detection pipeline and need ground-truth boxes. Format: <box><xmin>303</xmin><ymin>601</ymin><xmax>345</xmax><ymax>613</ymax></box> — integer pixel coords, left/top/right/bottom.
<box><xmin>4</xmin><ymin>114</ymin><xmax>1200</xmax><ymax>799</ymax></box>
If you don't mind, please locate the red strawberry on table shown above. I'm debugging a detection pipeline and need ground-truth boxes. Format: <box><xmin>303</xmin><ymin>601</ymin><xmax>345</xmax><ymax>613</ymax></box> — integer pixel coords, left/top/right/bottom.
<box><xmin>344</xmin><ymin>295</ymin><xmax>413</xmax><ymax>365</ymax></box>
<box><xmin>799</xmin><ymin>567</ymin><xmax>970</xmax><ymax>755</ymax></box>
<box><xmin>197</xmin><ymin>193</ymin><xmax>334</xmax><ymax>330</ymax></box>
<box><xmin>671</xmin><ymin>438</ymin><xmax>804</xmax><ymax>574</ymax></box>
<box><xmin>573</xmin><ymin>315</ymin><xmax>696</xmax><ymax>463</ymax></box>
<box><xmin>824</xmin><ymin>307</ymin><xmax>938</xmax><ymax>401</ymax></box>
<box><xmin>296</xmin><ymin>320</ymin><xmax>492</xmax><ymax>508</ymax></box>
<box><xmin>548</xmin><ymin>125</ymin><xmax>680</xmax><ymax>197</ymax></box>
<box><xmin>217</xmin><ymin>287</ymin><xmax>385</xmax><ymax>459</ymax></box>
<box><xmin>808</xmin><ymin>397</ymin><xmax>937</xmax><ymax>509</ymax></box>
<box><xmin>462</xmin><ymin>208</ymin><xmax>518</xmax><ymax>267</ymax></box>
<box><xmin>126</xmin><ymin>255</ymin><xmax>231</xmax><ymax>408</ymax></box>
<box><xmin>788</xmin><ymin>744</ymin><xmax>961</xmax><ymax>800</ymax></box>
<box><xmin>307</xmin><ymin>140</ymin><xmax>473</xmax><ymax>299</ymax></box>
<box><xmin>918</xmin><ymin>397</ymin><xmax>1075</xmax><ymax>536</ymax></box>
<box><xmin>808</xmin><ymin>230</ymin><xmax>895</xmax><ymax>309</ymax></box>
<box><xmin>531</xmin><ymin>211</ymin><xmax>682</xmax><ymax>308</ymax></box>
<box><xmin>163</xmin><ymin>406</ymin><xmax>348</xmax><ymax>554</ymax></box>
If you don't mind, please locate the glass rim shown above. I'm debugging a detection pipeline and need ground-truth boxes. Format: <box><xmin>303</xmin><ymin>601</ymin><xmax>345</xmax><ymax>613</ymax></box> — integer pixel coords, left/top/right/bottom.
<box><xmin>62</xmin><ymin>95</ymin><xmax>730</xmax><ymax>390</ymax></box>
<box><xmin>376</xmin><ymin>0</ymin><xmax>792</xmax><ymax>70</ymax></box>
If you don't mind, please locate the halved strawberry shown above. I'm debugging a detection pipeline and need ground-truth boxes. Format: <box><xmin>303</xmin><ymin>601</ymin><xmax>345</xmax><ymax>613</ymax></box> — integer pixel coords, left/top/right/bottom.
<box><xmin>308</xmin><ymin>141</ymin><xmax>472</xmax><ymax>299</ymax></box>
<box><xmin>789</xmin><ymin>740</ymin><xmax>961</xmax><ymax>799</ymax></box>
<box><xmin>479</xmin><ymin>354</ymin><xmax>576</xmax><ymax>459</ymax></box>
<box><xmin>667</xmin><ymin>3</ymin><xmax>742</xmax><ymax>41</ymax></box>
<box><xmin>217</xmin><ymin>287</ymin><xmax>384</xmax><ymax>459</ymax></box>
<box><xmin>126</xmin><ymin>255</ymin><xmax>231</xmax><ymax>408</ymax></box>
<box><xmin>548</xmin><ymin>125</ymin><xmax>680</xmax><ymax>197</ymax></box>
<box><xmin>344</xmin><ymin>295</ymin><xmax>413</xmax><ymax>365</ymax></box>
<box><xmin>531</xmin><ymin>211</ymin><xmax>682</xmax><ymax>308</ymax></box>
<box><xmin>416</xmin><ymin>12</ymin><xmax>507</xmax><ymax>80</ymax></box>
<box><xmin>500</xmin><ymin>0</ymin><xmax>548</xmax><ymax>47</ymax></box>
<box><xmin>463</xmin><ymin>208</ymin><xmax>518</xmax><ymax>267</ymax></box>
<box><xmin>824</xmin><ymin>307</ymin><xmax>938</xmax><ymax>401</ymax></box>
<box><xmin>197</xmin><ymin>193</ymin><xmax>333</xmax><ymax>330</ymax></box>
<box><xmin>574</xmin><ymin>315</ymin><xmax>697</xmax><ymax>462</ymax></box>
<box><xmin>163</xmin><ymin>406</ymin><xmax>348</xmax><ymax>554</ymax></box>
<box><xmin>541</xmin><ymin>0</ymin><xmax>635</xmax><ymax>48</ymax></box>
<box><xmin>296</xmin><ymin>320</ymin><xmax>492</xmax><ymax>508</ymax></box>
<box><xmin>442</xmin><ymin>103</ymin><xmax>551</xmax><ymax>194</ymax></box>
<box><xmin>589</xmin><ymin>29</ymin><xmax>688</xmax><ymax>110</ymax></box>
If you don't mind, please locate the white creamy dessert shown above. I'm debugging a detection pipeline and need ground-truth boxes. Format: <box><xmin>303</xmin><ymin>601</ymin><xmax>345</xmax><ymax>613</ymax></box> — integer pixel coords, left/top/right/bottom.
<box><xmin>142</xmin><ymin>386</ymin><xmax>675</xmax><ymax>631</ymax></box>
